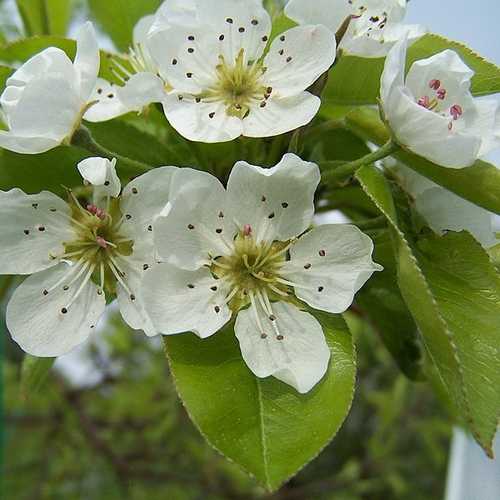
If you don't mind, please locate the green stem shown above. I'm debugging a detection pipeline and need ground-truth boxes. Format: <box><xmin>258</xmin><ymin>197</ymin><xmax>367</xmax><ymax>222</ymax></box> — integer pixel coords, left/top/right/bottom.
<box><xmin>70</xmin><ymin>126</ymin><xmax>151</xmax><ymax>174</ymax></box>
<box><xmin>322</xmin><ymin>141</ymin><xmax>399</xmax><ymax>183</ymax></box>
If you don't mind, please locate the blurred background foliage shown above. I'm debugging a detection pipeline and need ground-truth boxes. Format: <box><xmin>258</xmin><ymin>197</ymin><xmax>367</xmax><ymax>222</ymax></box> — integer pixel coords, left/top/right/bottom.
<box><xmin>2</xmin><ymin>275</ymin><xmax>450</xmax><ymax>499</ymax></box>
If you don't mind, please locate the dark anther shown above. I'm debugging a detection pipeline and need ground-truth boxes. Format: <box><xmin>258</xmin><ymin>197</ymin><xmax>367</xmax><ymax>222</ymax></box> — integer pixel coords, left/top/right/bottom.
<box><xmin>319</xmin><ymin>249</ymin><xmax>326</xmax><ymax>257</ymax></box>
<box><xmin>50</xmin><ymin>208</ymin><xmax>57</xmax><ymax>212</ymax></box>
<box><xmin>277</xmin><ymin>335</ymin><xmax>284</xmax><ymax>341</ymax></box>
<box><xmin>143</xmin><ymin>264</ymin><xmax>149</xmax><ymax>271</ymax></box>
<box><xmin>266</xmin><ymin>86</ymin><xmax>273</xmax><ymax>94</ymax></box>
<box><xmin>147</xmin><ymin>225</ymin><xmax>153</xmax><ymax>231</ymax></box>
<box><xmin>172</xmin><ymin>58</ymin><xmax>178</xmax><ymax>65</ymax></box>
<box><xmin>195</xmin><ymin>97</ymin><xmax>201</xmax><ymax>103</ymax></box>
<box><xmin>43</xmin><ymin>290</ymin><xmax>49</xmax><ymax>296</ymax></box>
<box><xmin>130</xmin><ymin>294</ymin><xmax>136</xmax><ymax>301</ymax></box>
<box><xmin>279</xmin><ymin>49</ymin><xmax>284</xmax><ymax>55</ymax></box>
<box><xmin>125</xmin><ymin>214</ymin><xmax>132</xmax><ymax>220</ymax></box>
<box><xmin>262</xmin><ymin>35</ymin><xmax>268</xmax><ymax>42</ymax></box>
<box><xmin>209</xmin><ymin>112</ymin><xmax>215</xmax><ymax>118</ymax></box>
<box><xmin>218</xmin><ymin>211</ymin><xmax>224</xmax><ymax>218</ymax></box>
<box><xmin>97</xmin><ymin>88</ymin><xmax>103</xmax><ymax>94</ymax></box>
<box><xmin>132</xmin><ymin>187</ymin><xmax>138</xmax><ymax>194</ymax></box>
<box><xmin>268</xmin><ymin>212</ymin><xmax>275</xmax><ymax>219</ymax></box>
<box><xmin>38</xmin><ymin>226</ymin><xmax>46</xmax><ymax>232</ymax></box>
<box><xmin>107</xmin><ymin>93</ymin><xmax>114</xmax><ymax>98</ymax></box>
<box><xmin>281</xmin><ymin>202</ymin><xmax>289</xmax><ymax>208</ymax></box>
<box><xmin>260</xmin><ymin>101</ymin><xmax>266</xmax><ymax>108</ymax></box>
<box><xmin>210</xmin><ymin>286</ymin><xmax>218</xmax><ymax>291</ymax></box>
<box><xmin>104</xmin><ymin>181</ymin><xmax>110</xmax><ymax>186</ymax></box>
<box><xmin>219</xmin><ymin>34</ymin><xmax>225</xmax><ymax>41</ymax></box>
<box><xmin>238</xmin><ymin>27</ymin><xmax>245</xmax><ymax>33</ymax></box>
<box><xmin>178</xmin><ymin>95</ymin><xmax>184</xmax><ymax>101</ymax></box>
<box><xmin>318</xmin><ymin>286</ymin><xmax>324</xmax><ymax>292</ymax></box>
<box><xmin>61</xmin><ymin>308</ymin><xmax>68</xmax><ymax>314</ymax></box>
<box><xmin>188</xmin><ymin>48</ymin><xmax>194</xmax><ymax>53</ymax></box>
<box><xmin>188</xmin><ymin>224</ymin><xmax>195</xmax><ymax>230</ymax></box>
<box><xmin>188</xmin><ymin>284</ymin><xmax>195</xmax><ymax>289</ymax></box>
<box><xmin>269</xmin><ymin>315</ymin><xmax>276</xmax><ymax>322</ymax></box>
<box><xmin>261</xmin><ymin>195</ymin><xmax>266</xmax><ymax>202</ymax></box>
<box><xmin>188</xmin><ymin>35</ymin><xmax>195</xmax><ymax>41</ymax></box>
<box><xmin>286</xmin><ymin>56</ymin><xmax>292</xmax><ymax>63</ymax></box>
<box><xmin>32</xmin><ymin>203</ymin><xmax>38</xmax><ymax>209</ymax></box>
<box><xmin>252</xmin><ymin>19</ymin><xmax>259</xmax><ymax>25</ymax></box>
<box><xmin>261</xmin><ymin>333</ymin><xmax>268</xmax><ymax>339</ymax></box>
<box><xmin>63</xmin><ymin>286</ymin><xmax>69</xmax><ymax>291</ymax></box>
<box><xmin>304</xmin><ymin>263</ymin><xmax>312</xmax><ymax>269</ymax></box>
<box><xmin>214</xmin><ymin>306</ymin><xmax>221</xmax><ymax>313</ymax></box>
<box><xmin>226</xmin><ymin>17</ymin><xmax>233</xmax><ymax>24</ymax></box>
<box><xmin>280</xmin><ymin>35</ymin><xmax>286</xmax><ymax>41</ymax></box>
<box><xmin>216</xmin><ymin>228</ymin><xmax>223</xmax><ymax>234</ymax></box>
<box><xmin>24</xmin><ymin>229</ymin><xmax>30</xmax><ymax>235</ymax></box>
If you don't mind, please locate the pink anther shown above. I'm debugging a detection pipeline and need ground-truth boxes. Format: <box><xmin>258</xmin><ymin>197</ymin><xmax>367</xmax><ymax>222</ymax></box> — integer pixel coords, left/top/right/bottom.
<box><xmin>417</xmin><ymin>96</ymin><xmax>431</xmax><ymax>108</ymax></box>
<box><xmin>96</xmin><ymin>236</ymin><xmax>107</xmax><ymax>248</ymax></box>
<box><xmin>436</xmin><ymin>88</ymin><xmax>447</xmax><ymax>100</ymax></box>
<box><xmin>243</xmin><ymin>224</ymin><xmax>252</xmax><ymax>237</ymax></box>
<box><xmin>429</xmin><ymin>79</ymin><xmax>441</xmax><ymax>90</ymax></box>
<box><xmin>450</xmin><ymin>104</ymin><xmax>463</xmax><ymax>120</ymax></box>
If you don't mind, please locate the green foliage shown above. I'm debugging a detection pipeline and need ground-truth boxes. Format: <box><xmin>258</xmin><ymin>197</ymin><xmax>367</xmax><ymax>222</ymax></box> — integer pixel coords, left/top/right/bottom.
<box><xmin>356</xmin><ymin>165</ymin><xmax>500</xmax><ymax>456</ymax></box>
<box><xmin>165</xmin><ymin>312</ymin><xmax>356</xmax><ymax>491</ymax></box>
<box><xmin>87</xmin><ymin>0</ymin><xmax>163</xmax><ymax>51</ymax></box>
<box><xmin>3</xmin><ymin>309</ymin><xmax>450</xmax><ymax>499</ymax></box>
<box><xmin>15</xmin><ymin>0</ymin><xmax>73</xmax><ymax>36</ymax></box>
<box><xmin>20</xmin><ymin>355</ymin><xmax>55</xmax><ymax>396</ymax></box>
<box><xmin>324</xmin><ymin>33</ymin><xmax>500</xmax><ymax>106</ymax></box>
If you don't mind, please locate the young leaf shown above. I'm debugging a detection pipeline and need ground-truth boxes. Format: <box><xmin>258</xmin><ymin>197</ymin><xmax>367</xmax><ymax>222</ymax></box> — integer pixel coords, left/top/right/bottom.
<box><xmin>346</xmin><ymin>107</ymin><xmax>500</xmax><ymax>215</ymax></box>
<box><xmin>356</xmin><ymin>165</ymin><xmax>500</xmax><ymax>456</ymax></box>
<box><xmin>164</xmin><ymin>312</ymin><xmax>356</xmax><ymax>491</ymax></box>
<box><xmin>324</xmin><ymin>33</ymin><xmax>500</xmax><ymax>106</ymax></box>
<box><xmin>87</xmin><ymin>0</ymin><xmax>162</xmax><ymax>52</ymax></box>
<box><xmin>21</xmin><ymin>355</ymin><xmax>55</xmax><ymax>397</ymax></box>
<box><xmin>16</xmin><ymin>0</ymin><xmax>73</xmax><ymax>36</ymax></box>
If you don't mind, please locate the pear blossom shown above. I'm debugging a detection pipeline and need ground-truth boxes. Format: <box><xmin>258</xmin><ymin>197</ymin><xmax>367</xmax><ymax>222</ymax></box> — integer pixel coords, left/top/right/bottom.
<box><xmin>0</xmin><ymin>22</ymin><xmax>99</xmax><ymax>154</ymax></box>
<box><xmin>285</xmin><ymin>0</ymin><xmax>425</xmax><ymax>58</ymax></box>
<box><xmin>143</xmin><ymin>154</ymin><xmax>382</xmax><ymax>393</ymax></box>
<box><xmin>0</xmin><ymin>157</ymin><xmax>209</xmax><ymax>356</ymax></box>
<box><xmin>380</xmin><ymin>39</ymin><xmax>500</xmax><ymax>168</ymax></box>
<box><xmin>146</xmin><ymin>0</ymin><xmax>336</xmax><ymax>142</ymax></box>
<box><xmin>396</xmin><ymin>164</ymin><xmax>498</xmax><ymax>248</ymax></box>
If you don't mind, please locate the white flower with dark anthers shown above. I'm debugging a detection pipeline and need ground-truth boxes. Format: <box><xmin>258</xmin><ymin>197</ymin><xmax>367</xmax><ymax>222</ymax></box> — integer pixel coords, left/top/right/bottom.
<box><xmin>0</xmin><ymin>22</ymin><xmax>99</xmax><ymax>154</ymax></box>
<box><xmin>381</xmin><ymin>39</ymin><xmax>500</xmax><ymax>169</ymax></box>
<box><xmin>285</xmin><ymin>0</ymin><xmax>425</xmax><ymax>58</ymax></box>
<box><xmin>396</xmin><ymin>164</ymin><xmax>498</xmax><ymax>249</ymax></box>
<box><xmin>0</xmin><ymin>158</ymin><xmax>211</xmax><ymax>357</ymax></box>
<box><xmin>146</xmin><ymin>0</ymin><xmax>336</xmax><ymax>143</ymax></box>
<box><xmin>143</xmin><ymin>154</ymin><xmax>382</xmax><ymax>393</ymax></box>
<box><xmin>84</xmin><ymin>15</ymin><xmax>166</xmax><ymax>122</ymax></box>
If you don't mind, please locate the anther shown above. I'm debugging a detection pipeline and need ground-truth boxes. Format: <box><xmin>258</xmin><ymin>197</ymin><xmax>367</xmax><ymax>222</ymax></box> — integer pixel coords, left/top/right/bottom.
<box><xmin>188</xmin><ymin>284</ymin><xmax>195</xmax><ymax>289</ymax></box>
<box><xmin>261</xmin><ymin>195</ymin><xmax>266</xmax><ymax>202</ymax></box>
<box><xmin>437</xmin><ymin>88</ymin><xmax>446</xmax><ymax>100</ymax></box>
<box><xmin>147</xmin><ymin>225</ymin><xmax>153</xmax><ymax>231</ymax></box>
<box><xmin>32</xmin><ymin>203</ymin><xmax>38</xmax><ymax>209</ymax></box>
<box><xmin>107</xmin><ymin>93</ymin><xmax>114</xmax><ymax>99</ymax></box>
<box><xmin>268</xmin><ymin>212</ymin><xmax>275</xmax><ymax>219</ymax></box>
<box><xmin>304</xmin><ymin>263</ymin><xmax>312</xmax><ymax>269</ymax></box>
<box><xmin>104</xmin><ymin>181</ymin><xmax>110</xmax><ymax>186</ymax></box>
<box><xmin>226</xmin><ymin>17</ymin><xmax>233</xmax><ymax>24</ymax></box>
<box><xmin>216</xmin><ymin>228</ymin><xmax>223</xmax><ymax>234</ymax></box>
<box><xmin>219</xmin><ymin>34</ymin><xmax>225</xmax><ymax>41</ymax></box>
<box><xmin>211</xmin><ymin>286</ymin><xmax>218</xmax><ymax>291</ymax></box>
<box><xmin>243</xmin><ymin>224</ymin><xmax>252</xmax><ymax>237</ymax></box>
<box><xmin>24</xmin><ymin>229</ymin><xmax>30</xmax><ymax>235</ymax></box>
<box><xmin>38</xmin><ymin>226</ymin><xmax>46</xmax><ymax>232</ymax></box>
<box><xmin>186</xmin><ymin>72</ymin><xmax>193</xmax><ymax>78</ymax></box>
<box><xmin>63</xmin><ymin>286</ymin><xmax>69</xmax><ymax>291</ymax></box>
<box><xmin>188</xmin><ymin>35</ymin><xmax>195</xmax><ymax>41</ymax></box>
<box><xmin>280</xmin><ymin>35</ymin><xmax>286</xmax><ymax>42</ymax></box>
<box><xmin>214</xmin><ymin>306</ymin><xmax>221</xmax><ymax>313</ymax></box>
<box><xmin>61</xmin><ymin>308</ymin><xmax>68</xmax><ymax>314</ymax></box>
<box><xmin>429</xmin><ymin>79</ymin><xmax>441</xmax><ymax>90</ymax></box>
<box><xmin>281</xmin><ymin>202</ymin><xmax>289</xmax><ymax>208</ymax></box>
<box><xmin>269</xmin><ymin>315</ymin><xmax>276</xmax><ymax>322</ymax></box>
<box><xmin>188</xmin><ymin>48</ymin><xmax>194</xmax><ymax>53</ymax></box>
<box><xmin>96</xmin><ymin>236</ymin><xmax>107</xmax><ymax>249</ymax></box>
<box><xmin>262</xmin><ymin>36</ymin><xmax>268</xmax><ymax>42</ymax></box>
<box><xmin>261</xmin><ymin>333</ymin><xmax>268</xmax><ymax>339</ymax></box>
<box><xmin>252</xmin><ymin>19</ymin><xmax>259</xmax><ymax>25</ymax></box>
<box><xmin>278</xmin><ymin>49</ymin><xmax>284</xmax><ymax>56</ymax></box>
<box><xmin>318</xmin><ymin>286</ymin><xmax>324</xmax><ymax>292</ymax></box>
<box><xmin>43</xmin><ymin>289</ymin><xmax>49</xmax><ymax>296</ymax></box>
<box><xmin>132</xmin><ymin>187</ymin><xmax>138</xmax><ymax>194</ymax></box>
<box><xmin>319</xmin><ymin>249</ymin><xmax>326</xmax><ymax>257</ymax></box>
<box><xmin>277</xmin><ymin>335</ymin><xmax>284</xmax><ymax>341</ymax></box>
<box><xmin>218</xmin><ymin>211</ymin><xmax>224</xmax><ymax>218</ymax></box>
<box><xmin>450</xmin><ymin>104</ymin><xmax>463</xmax><ymax>120</ymax></box>
<box><xmin>172</xmin><ymin>58</ymin><xmax>178</xmax><ymax>65</ymax></box>
<box><xmin>266</xmin><ymin>86</ymin><xmax>273</xmax><ymax>94</ymax></box>
<box><xmin>188</xmin><ymin>224</ymin><xmax>195</xmax><ymax>230</ymax></box>
<box><xmin>209</xmin><ymin>112</ymin><xmax>215</xmax><ymax>118</ymax></box>
<box><xmin>286</xmin><ymin>57</ymin><xmax>292</xmax><ymax>63</ymax></box>
<box><xmin>143</xmin><ymin>264</ymin><xmax>149</xmax><ymax>271</ymax></box>
<box><xmin>125</xmin><ymin>214</ymin><xmax>132</xmax><ymax>220</ymax></box>
<box><xmin>260</xmin><ymin>101</ymin><xmax>266</xmax><ymax>108</ymax></box>
<box><xmin>130</xmin><ymin>294</ymin><xmax>136</xmax><ymax>301</ymax></box>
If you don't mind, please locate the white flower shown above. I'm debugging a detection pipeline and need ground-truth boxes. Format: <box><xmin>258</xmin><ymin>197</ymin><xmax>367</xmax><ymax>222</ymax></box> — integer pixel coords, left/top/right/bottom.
<box><xmin>0</xmin><ymin>22</ymin><xmax>99</xmax><ymax>154</ymax></box>
<box><xmin>0</xmin><ymin>158</ymin><xmax>208</xmax><ymax>356</ymax></box>
<box><xmin>146</xmin><ymin>0</ymin><xmax>336</xmax><ymax>143</ymax></box>
<box><xmin>143</xmin><ymin>154</ymin><xmax>382</xmax><ymax>393</ymax></box>
<box><xmin>84</xmin><ymin>15</ymin><xmax>166</xmax><ymax>122</ymax></box>
<box><xmin>285</xmin><ymin>0</ymin><xmax>425</xmax><ymax>58</ymax></box>
<box><xmin>396</xmin><ymin>165</ymin><xmax>498</xmax><ymax>248</ymax></box>
<box><xmin>381</xmin><ymin>39</ymin><xmax>500</xmax><ymax>168</ymax></box>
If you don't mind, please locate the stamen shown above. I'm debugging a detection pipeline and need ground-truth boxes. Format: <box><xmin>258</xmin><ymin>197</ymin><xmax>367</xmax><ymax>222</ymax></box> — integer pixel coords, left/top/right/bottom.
<box><xmin>429</xmin><ymin>79</ymin><xmax>441</xmax><ymax>90</ymax></box>
<box><xmin>450</xmin><ymin>104</ymin><xmax>463</xmax><ymax>120</ymax></box>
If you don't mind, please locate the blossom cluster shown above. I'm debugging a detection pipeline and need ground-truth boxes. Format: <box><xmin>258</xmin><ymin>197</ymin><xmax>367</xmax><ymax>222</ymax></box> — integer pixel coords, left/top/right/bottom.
<box><xmin>0</xmin><ymin>0</ymin><xmax>499</xmax><ymax>393</ymax></box>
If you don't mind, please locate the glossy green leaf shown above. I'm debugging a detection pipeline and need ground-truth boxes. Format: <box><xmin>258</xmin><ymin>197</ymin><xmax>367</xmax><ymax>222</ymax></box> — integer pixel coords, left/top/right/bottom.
<box><xmin>16</xmin><ymin>0</ymin><xmax>73</xmax><ymax>36</ymax></box>
<box><xmin>346</xmin><ymin>107</ymin><xmax>500</xmax><ymax>214</ymax></box>
<box><xmin>88</xmin><ymin>0</ymin><xmax>162</xmax><ymax>52</ymax></box>
<box><xmin>356</xmin><ymin>165</ymin><xmax>500</xmax><ymax>456</ymax></box>
<box><xmin>325</xmin><ymin>34</ymin><xmax>500</xmax><ymax>106</ymax></box>
<box><xmin>21</xmin><ymin>355</ymin><xmax>55</xmax><ymax>397</ymax></box>
<box><xmin>356</xmin><ymin>230</ymin><xmax>423</xmax><ymax>380</ymax></box>
<box><xmin>165</xmin><ymin>311</ymin><xmax>356</xmax><ymax>491</ymax></box>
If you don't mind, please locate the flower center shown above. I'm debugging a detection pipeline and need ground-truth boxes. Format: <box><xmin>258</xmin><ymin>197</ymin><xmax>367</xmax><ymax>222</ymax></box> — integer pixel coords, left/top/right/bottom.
<box><xmin>44</xmin><ymin>193</ymin><xmax>135</xmax><ymax>314</ymax></box>
<box><xmin>200</xmin><ymin>49</ymin><xmax>269</xmax><ymax>119</ymax></box>
<box><xmin>416</xmin><ymin>79</ymin><xmax>463</xmax><ymax>131</ymax></box>
<box><xmin>210</xmin><ymin>228</ymin><xmax>292</xmax><ymax>311</ymax></box>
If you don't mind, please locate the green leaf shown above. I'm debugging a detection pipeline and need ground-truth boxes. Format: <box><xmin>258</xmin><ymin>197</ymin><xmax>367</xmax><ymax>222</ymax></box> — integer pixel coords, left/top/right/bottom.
<box><xmin>346</xmin><ymin>107</ymin><xmax>500</xmax><ymax>214</ymax></box>
<box><xmin>0</xmin><ymin>146</ymin><xmax>86</xmax><ymax>194</ymax></box>
<box><xmin>165</xmin><ymin>312</ymin><xmax>356</xmax><ymax>491</ymax></box>
<box><xmin>356</xmin><ymin>165</ymin><xmax>500</xmax><ymax>456</ymax></box>
<box><xmin>21</xmin><ymin>355</ymin><xmax>55</xmax><ymax>397</ymax></box>
<box><xmin>356</xmin><ymin>230</ymin><xmax>423</xmax><ymax>380</ymax></box>
<box><xmin>88</xmin><ymin>0</ymin><xmax>162</xmax><ymax>52</ymax></box>
<box><xmin>325</xmin><ymin>34</ymin><xmax>500</xmax><ymax>106</ymax></box>
<box><xmin>16</xmin><ymin>0</ymin><xmax>73</xmax><ymax>36</ymax></box>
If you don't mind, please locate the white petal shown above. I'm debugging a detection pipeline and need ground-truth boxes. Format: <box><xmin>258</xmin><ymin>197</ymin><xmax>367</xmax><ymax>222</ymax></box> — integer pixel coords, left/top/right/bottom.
<box><xmin>154</xmin><ymin>169</ymin><xmax>235</xmax><ymax>270</ymax></box>
<box><xmin>114</xmin><ymin>239</ymin><xmax>157</xmax><ymax>336</ymax></box>
<box><xmin>235</xmin><ymin>301</ymin><xmax>330</xmax><ymax>393</ymax></box>
<box><xmin>148</xmin><ymin>24</ymin><xmax>219</xmax><ymax>94</ymax></box>
<box><xmin>380</xmin><ymin>37</ymin><xmax>406</xmax><ymax>107</ymax></box>
<box><xmin>73</xmin><ymin>22</ymin><xmax>100</xmax><ymax>100</ymax></box>
<box><xmin>194</xmin><ymin>0</ymin><xmax>272</xmax><ymax>63</ymax></box>
<box><xmin>8</xmin><ymin>73</ymin><xmax>81</xmax><ymax>141</ymax></box>
<box><xmin>120</xmin><ymin>166</ymin><xmax>215</xmax><ymax>242</ymax></box>
<box><xmin>84</xmin><ymin>79</ymin><xmax>128</xmax><ymax>122</ymax></box>
<box><xmin>343</xmin><ymin>22</ymin><xmax>426</xmax><ymax>58</ymax></box>
<box><xmin>243</xmin><ymin>92</ymin><xmax>320</xmax><ymax>138</ymax></box>
<box><xmin>133</xmin><ymin>15</ymin><xmax>155</xmax><ymax>46</ymax></box>
<box><xmin>118</xmin><ymin>72</ymin><xmax>165</xmax><ymax>110</ymax></box>
<box><xmin>0</xmin><ymin>132</ymin><xmax>60</xmax><ymax>154</ymax></box>
<box><xmin>285</xmin><ymin>0</ymin><xmax>348</xmax><ymax>33</ymax></box>
<box><xmin>281</xmin><ymin>225</ymin><xmax>382</xmax><ymax>313</ymax></box>
<box><xmin>152</xmin><ymin>0</ymin><xmax>198</xmax><ymax>29</ymax></box>
<box><xmin>0</xmin><ymin>189</ymin><xmax>76</xmax><ymax>275</ymax></box>
<box><xmin>5</xmin><ymin>47</ymin><xmax>75</xmax><ymax>88</ymax></box>
<box><xmin>163</xmin><ymin>94</ymin><xmax>243</xmax><ymax>143</ymax></box>
<box><xmin>77</xmin><ymin>157</ymin><xmax>121</xmax><ymax>198</ymax></box>
<box><xmin>142</xmin><ymin>263</ymin><xmax>232</xmax><ymax>338</ymax></box>
<box><xmin>6</xmin><ymin>264</ymin><xmax>105</xmax><ymax>357</ymax></box>
<box><xmin>226</xmin><ymin>153</ymin><xmax>320</xmax><ymax>243</ymax></box>
<box><xmin>470</xmin><ymin>99</ymin><xmax>500</xmax><ymax>157</ymax></box>
<box><xmin>416</xmin><ymin>187</ymin><xmax>497</xmax><ymax>249</ymax></box>
<box><xmin>262</xmin><ymin>25</ymin><xmax>336</xmax><ymax>98</ymax></box>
